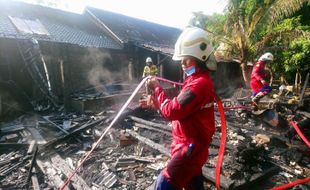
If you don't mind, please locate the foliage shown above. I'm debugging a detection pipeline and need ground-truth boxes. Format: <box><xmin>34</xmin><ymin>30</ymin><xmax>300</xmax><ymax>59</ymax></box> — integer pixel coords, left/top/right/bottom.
<box><xmin>189</xmin><ymin>0</ymin><xmax>309</xmax><ymax>85</ymax></box>
<box><xmin>264</xmin><ymin>16</ymin><xmax>310</xmax><ymax>82</ymax></box>
<box><xmin>188</xmin><ymin>12</ymin><xmax>226</xmax><ymax>48</ymax></box>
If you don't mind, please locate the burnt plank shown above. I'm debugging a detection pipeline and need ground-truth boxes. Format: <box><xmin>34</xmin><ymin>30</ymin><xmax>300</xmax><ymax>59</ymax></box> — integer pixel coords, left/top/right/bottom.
<box><xmin>41</xmin><ymin>116</ymin><xmax>69</xmax><ymax>135</ymax></box>
<box><xmin>50</xmin><ymin>153</ymin><xmax>91</xmax><ymax>190</ymax></box>
<box><xmin>27</xmin><ymin>127</ymin><xmax>47</xmax><ymax>144</ymax></box>
<box><xmin>31</xmin><ymin>168</ymin><xmax>40</xmax><ymax>190</ymax></box>
<box><xmin>232</xmin><ymin>165</ymin><xmax>279</xmax><ymax>189</ymax></box>
<box><xmin>202</xmin><ymin>167</ymin><xmax>234</xmax><ymax>190</ymax></box>
<box><xmin>26</xmin><ymin>145</ymin><xmax>38</xmax><ymax>189</ymax></box>
<box><xmin>134</xmin><ymin>122</ymin><xmax>171</xmax><ymax>136</ymax></box>
<box><xmin>127</xmin><ymin>129</ymin><xmax>234</xmax><ymax>189</ymax></box>
<box><xmin>126</xmin><ymin>129</ymin><xmax>169</xmax><ymax>156</ymax></box>
<box><xmin>27</xmin><ymin>140</ymin><xmax>36</xmax><ymax>155</ymax></box>
<box><xmin>39</xmin><ymin>117</ymin><xmax>106</xmax><ymax>151</ymax></box>
<box><xmin>36</xmin><ymin>159</ymin><xmax>70</xmax><ymax>190</ymax></box>
<box><xmin>128</xmin><ymin>115</ymin><xmax>171</xmax><ymax>131</ymax></box>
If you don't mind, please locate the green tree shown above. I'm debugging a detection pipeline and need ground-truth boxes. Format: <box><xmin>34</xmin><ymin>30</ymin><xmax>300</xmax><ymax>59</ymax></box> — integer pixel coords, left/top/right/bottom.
<box><xmin>220</xmin><ymin>0</ymin><xmax>309</xmax><ymax>86</ymax></box>
<box><xmin>189</xmin><ymin>12</ymin><xmax>227</xmax><ymax>48</ymax></box>
<box><xmin>259</xmin><ymin>14</ymin><xmax>310</xmax><ymax>82</ymax></box>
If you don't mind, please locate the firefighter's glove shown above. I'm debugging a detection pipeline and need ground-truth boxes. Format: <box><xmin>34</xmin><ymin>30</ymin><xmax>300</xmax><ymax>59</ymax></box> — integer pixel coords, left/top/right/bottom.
<box><xmin>145</xmin><ymin>77</ymin><xmax>161</xmax><ymax>94</ymax></box>
<box><xmin>139</xmin><ymin>94</ymin><xmax>158</xmax><ymax>109</ymax></box>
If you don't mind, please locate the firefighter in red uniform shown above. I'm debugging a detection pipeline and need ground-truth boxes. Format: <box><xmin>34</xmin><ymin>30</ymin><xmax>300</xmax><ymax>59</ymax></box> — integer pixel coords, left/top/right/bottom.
<box><xmin>145</xmin><ymin>27</ymin><xmax>217</xmax><ymax>190</ymax></box>
<box><xmin>250</xmin><ymin>52</ymin><xmax>273</xmax><ymax>107</ymax></box>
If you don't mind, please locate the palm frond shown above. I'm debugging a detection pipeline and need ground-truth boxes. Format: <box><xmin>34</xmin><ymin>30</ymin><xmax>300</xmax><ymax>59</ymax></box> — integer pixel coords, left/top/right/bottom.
<box><xmin>255</xmin><ymin>29</ymin><xmax>310</xmax><ymax>52</ymax></box>
<box><xmin>267</xmin><ymin>0</ymin><xmax>309</xmax><ymax>25</ymax></box>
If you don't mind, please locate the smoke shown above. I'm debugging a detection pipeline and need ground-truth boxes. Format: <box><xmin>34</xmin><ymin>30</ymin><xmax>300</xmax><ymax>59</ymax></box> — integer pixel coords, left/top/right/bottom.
<box><xmin>81</xmin><ymin>48</ymin><xmax>128</xmax><ymax>93</ymax></box>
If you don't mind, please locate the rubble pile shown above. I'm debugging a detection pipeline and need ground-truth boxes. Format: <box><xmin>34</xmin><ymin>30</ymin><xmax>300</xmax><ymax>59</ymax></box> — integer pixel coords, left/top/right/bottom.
<box><xmin>0</xmin><ymin>86</ymin><xmax>309</xmax><ymax>189</ymax></box>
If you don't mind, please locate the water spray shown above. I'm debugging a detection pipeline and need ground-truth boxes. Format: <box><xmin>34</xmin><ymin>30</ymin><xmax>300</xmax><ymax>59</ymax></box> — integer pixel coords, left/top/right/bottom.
<box><xmin>59</xmin><ymin>76</ymin><xmax>227</xmax><ymax>190</ymax></box>
<box><xmin>59</xmin><ymin>76</ymin><xmax>152</xmax><ymax>190</ymax></box>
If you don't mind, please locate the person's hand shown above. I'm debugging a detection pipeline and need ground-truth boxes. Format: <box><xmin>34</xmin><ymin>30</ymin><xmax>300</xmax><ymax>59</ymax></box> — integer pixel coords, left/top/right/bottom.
<box><xmin>146</xmin><ymin>77</ymin><xmax>160</xmax><ymax>91</ymax></box>
<box><xmin>261</xmin><ymin>79</ymin><xmax>266</xmax><ymax>85</ymax></box>
<box><xmin>139</xmin><ymin>94</ymin><xmax>158</xmax><ymax>109</ymax></box>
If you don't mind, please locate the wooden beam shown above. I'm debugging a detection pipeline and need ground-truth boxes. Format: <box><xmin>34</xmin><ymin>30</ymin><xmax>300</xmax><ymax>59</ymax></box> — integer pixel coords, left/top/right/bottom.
<box><xmin>50</xmin><ymin>153</ymin><xmax>91</xmax><ymax>190</ymax></box>
<box><xmin>41</xmin><ymin>116</ymin><xmax>69</xmax><ymax>135</ymax></box>
<box><xmin>36</xmin><ymin>159</ymin><xmax>70</xmax><ymax>190</ymax></box>
<box><xmin>126</xmin><ymin>129</ymin><xmax>170</xmax><ymax>156</ymax></box>
<box><xmin>31</xmin><ymin>168</ymin><xmax>40</xmax><ymax>190</ymax></box>
<box><xmin>126</xmin><ymin>129</ymin><xmax>234</xmax><ymax>189</ymax></box>
<box><xmin>202</xmin><ymin>167</ymin><xmax>234</xmax><ymax>189</ymax></box>
<box><xmin>232</xmin><ymin>165</ymin><xmax>278</xmax><ymax>189</ymax></box>
<box><xmin>128</xmin><ymin>115</ymin><xmax>171</xmax><ymax>131</ymax></box>
<box><xmin>134</xmin><ymin>122</ymin><xmax>171</xmax><ymax>136</ymax></box>
<box><xmin>39</xmin><ymin>117</ymin><xmax>106</xmax><ymax>151</ymax></box>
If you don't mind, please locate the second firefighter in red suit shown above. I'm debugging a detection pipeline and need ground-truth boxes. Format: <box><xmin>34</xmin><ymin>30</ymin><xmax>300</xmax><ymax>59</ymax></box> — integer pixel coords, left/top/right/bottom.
<box><xmin>250</xmin><ymin>52</ymin><xmax>274</xmax><ymax>106</ymax></box>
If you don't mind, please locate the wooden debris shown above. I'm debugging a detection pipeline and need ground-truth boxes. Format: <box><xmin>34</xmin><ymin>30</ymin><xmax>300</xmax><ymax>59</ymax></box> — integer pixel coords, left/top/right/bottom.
<box><xmin>31</xmin><ymin>168</ymin><xmax>40</xmax><ymax>190</ymax></box>
<box><xmin>41</xmin><ymin>116</ymin><xmax>69</xmax><ymax>135</ymax></box>
<box><xmin>126</xmin><ymin>129</ymin><xmax>170</xmax><ymax>156</ymax></box>
<box><xmin>50</xmin><ymin>153</ymin><xmax>91</xmax><ymax>190</ymax></box>
<box><xmin>128</xmin><ymin>115</ymin><xmax>171</xmax><ymax>131</ymax></box>
<box><xmin>93</xmin><ymin>169</ymin><xmax>117</xmax><ymax>188</ymax></box>
<box><xmin>134</xmin><ymin>122</ymin><xmax>171</xmax><ymax>136</ymax></box>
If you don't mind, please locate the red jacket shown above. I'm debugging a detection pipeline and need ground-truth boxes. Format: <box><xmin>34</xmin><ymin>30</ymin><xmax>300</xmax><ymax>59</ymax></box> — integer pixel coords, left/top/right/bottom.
<box><xmin>250</xmin><ymin>60</ymin><xmax>267</xmax><ymax>94</ymax></box>
<box><xmin>153</xmin><ymin>69</ymin><xmax>215</xmax><ymax>179</ymax></box>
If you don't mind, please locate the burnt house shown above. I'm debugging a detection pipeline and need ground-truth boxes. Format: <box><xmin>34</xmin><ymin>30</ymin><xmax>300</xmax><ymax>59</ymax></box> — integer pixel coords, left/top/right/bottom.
<box><xmin>85</xmin><ymin>7</ymin><xmax>182</xmax><ymax>82</ymax></box>
<box><xmin>0</xmin><ymin>1</ymin><xmax>181</xmax><ymax>117</ymax></box>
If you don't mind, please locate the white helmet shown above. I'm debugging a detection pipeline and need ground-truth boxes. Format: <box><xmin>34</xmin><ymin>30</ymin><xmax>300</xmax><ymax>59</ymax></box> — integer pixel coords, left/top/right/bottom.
<box><xmin>173</xmin><ymin>27</ymin><xmax>216</xmax><ymax>70</ymax></box>
<box><xmin>259</xmin><ymin>52</ymin><xmax>274</xmax><ymax>61</ymax></box>
<box><xmin>146</xmin><ymin>57</ymin><xmax>153</xmax><ymax>63</ymax></box>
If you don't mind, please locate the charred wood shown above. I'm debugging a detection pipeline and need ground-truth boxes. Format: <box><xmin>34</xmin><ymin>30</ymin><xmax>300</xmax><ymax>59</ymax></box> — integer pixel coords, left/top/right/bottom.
<box><xmin>41</xmin><ymin>116</ymin><xmax>69</xmax><ymax>135</ymax></box>
<box><xmin>134</xmin><ymin>122</ymin><xmax>171</xmax><ymax>136</ymax></box>
<box><xmin>202</xmin><ymin>167</ymin><xmax>234</xmax><ymax>190</ymax></box>
<box><xmin>126</xmin><ymin>129</ymin><xmax>170</xmax><ymax>156</ymax></box>
<box><xmin>127</xmin><ymin>129</ymin><xmax>234</xmax><ymax>189</ymax></box>
<box><xmin>50</xmin><ymin>153</ymin><xmax>91</xmax><ymax>189</ymax></box>
<box><xmin>25</xmin><ymin>145</ymin><xmax>38</xmax><ymax>189</ymax></box>
<box><xmin>128</xmin><ymin>115</ymin><xmax>171</xmax><ymax>131</ymax></box>
<box><xmin>30</xmin><ymin>168</ymin><xmax>40</xmax><ymax>190</ymax></box>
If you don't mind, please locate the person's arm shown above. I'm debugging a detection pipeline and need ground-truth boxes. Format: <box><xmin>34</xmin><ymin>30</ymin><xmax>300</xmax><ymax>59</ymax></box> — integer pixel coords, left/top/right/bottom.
<box><xmin>142</xmin><ymin>66</ymin><xmax>149</xmax><ymax>78</ymax></box>
<box><xmin>154</xmin><ymin>66</ymin><xmax>158</xmax><ymax>75</ymax></box>
<box><xmin>153</xmin><ymin>83</ymin><xmax>206</xmax><ymax>120</ymax></box>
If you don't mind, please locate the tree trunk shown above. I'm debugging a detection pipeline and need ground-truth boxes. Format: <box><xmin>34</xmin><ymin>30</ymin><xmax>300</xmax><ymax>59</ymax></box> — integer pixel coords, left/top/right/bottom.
<box><xmin>240</xmin><ymin>62</ymin><xmax>249</xmax><ymax>87</ymax></box>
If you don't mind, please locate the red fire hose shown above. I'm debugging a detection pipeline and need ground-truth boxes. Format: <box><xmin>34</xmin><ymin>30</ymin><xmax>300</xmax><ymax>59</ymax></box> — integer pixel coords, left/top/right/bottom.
<box><xmin>269</xmin><ymin>120</ymin><xmax>310</xmax><ymax>190</ymax></box>
<box><xmin>270</xmin><ymin>176</ymin><xmax>310</xmax><ymax>190</ymax></box>
<box><xmin>59</xmin><ymin>76</ymin><xmax>152</xmax><ymax>190</ymax></box>
<box><xmin>289</xmin><ymin>120</ymin><xmax>310</xmax><ymax>148</ymax></box>
<box><xmin>155</xmin><ymin>77</ymin><xmax>227</xmax><ymax>190</ymax></box>
<box><xmin>214</xmin><ymin>95</ymin><xmax>227</xmax><ymax>190</ymax></box>
<box><xmin>59</xmin><ymin>76</ymin><xmax>227</xmax><ymax>190</ymax></box>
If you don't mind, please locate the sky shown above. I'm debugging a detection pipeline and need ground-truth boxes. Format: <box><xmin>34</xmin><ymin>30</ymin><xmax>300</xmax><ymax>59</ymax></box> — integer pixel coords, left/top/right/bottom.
<box><xmin>16</xmin><ymin>0</ymin><xmax>228</xmax><ymax>29</ymax></box>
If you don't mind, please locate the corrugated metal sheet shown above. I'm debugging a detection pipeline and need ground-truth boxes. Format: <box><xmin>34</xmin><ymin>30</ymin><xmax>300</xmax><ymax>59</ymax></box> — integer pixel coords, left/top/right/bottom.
<box><xmin>86</xmin><ymin>7</ymin><xmax>181</xmax><ymax>54</ymax></box>
<box><xmin>0</xmin><ymin>1</ymin><xmax>122</xmax><ymax>49</ymax></box>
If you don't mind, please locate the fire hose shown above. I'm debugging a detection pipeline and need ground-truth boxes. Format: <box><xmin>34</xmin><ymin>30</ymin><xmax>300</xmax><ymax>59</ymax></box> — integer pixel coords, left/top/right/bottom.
<box><xmin>214</xmin><ymin>95</ymin><xmax>227</xmax><ymax>190</ymax></box>
<box><xmin>153</xmin><ymin>77</ymin><xmax>227</xmax><ymax>190</ymax></box>
<box><xmin>59</xmin><ymin>76</ymin><xmax>227</xmax><ymax>190</ymax></box>
<box><xmin>59</xmin><ymin>76</ymin><xmax>152</xmax><ymax>190</ymax></box>
<box><xmin>289</xmin><ymin>120</ymin><xmax>310</xmax><ymax>148</ymax></box>
<box><xmin>270</xmin><ymin>176</ymin><xmax>310</xmax><ymax>190</ymax></box>
<box><xmin>271</xmin><ymin>121</ymin><xmax>310</xmax><ymax>190</ymax></box>
<box><xmin>269</xmin><ymin>120</ymin><xmax>310</xmax><ymax>190</ymax></box>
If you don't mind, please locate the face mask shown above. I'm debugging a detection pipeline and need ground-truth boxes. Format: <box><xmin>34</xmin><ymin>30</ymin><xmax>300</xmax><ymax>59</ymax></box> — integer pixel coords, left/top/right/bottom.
<box><xmin>182</xmin><ymin>65</ymin><xmax>196</xmax><ymax>76</ymax></box>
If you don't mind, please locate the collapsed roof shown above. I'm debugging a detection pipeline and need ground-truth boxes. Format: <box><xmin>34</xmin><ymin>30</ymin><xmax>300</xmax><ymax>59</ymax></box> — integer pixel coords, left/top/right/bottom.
<box><xmin>85</xmin><ymin>6</ymin><xmax>182</xmax><ymax>54</ymax></box>
<box><xmin>0</xmin><ymin>1</ymin><xmax>122</xmax><ymax>49</ymax></box>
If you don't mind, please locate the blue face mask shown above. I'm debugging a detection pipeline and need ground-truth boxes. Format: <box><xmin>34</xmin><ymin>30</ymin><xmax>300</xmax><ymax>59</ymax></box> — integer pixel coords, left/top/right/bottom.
<box><xmin>183</xmin><ymin>65</ymin><xmax>196</xmax><ymax>76</ymax></box>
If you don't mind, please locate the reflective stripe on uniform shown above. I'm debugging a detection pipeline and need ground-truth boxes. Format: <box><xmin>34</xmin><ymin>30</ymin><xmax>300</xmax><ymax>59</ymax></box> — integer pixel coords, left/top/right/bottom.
<box><xmin>160</xmin><ymin>99</ymin><xmax>169</xmax><ymax>111</ymax></box>
<box><xmin>201</xmin><ymin>102</ymin><xmax>213</xmax><ymax>109</ymax></box>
